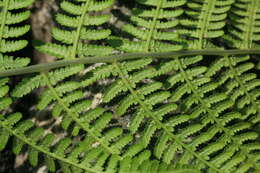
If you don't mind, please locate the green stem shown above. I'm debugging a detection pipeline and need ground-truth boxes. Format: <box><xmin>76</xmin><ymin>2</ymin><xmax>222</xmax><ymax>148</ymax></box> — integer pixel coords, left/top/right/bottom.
<box><xmin>1</xmin><ymin>49</ymin><xmax>260</xmax><ymax>77</ymax></box>
<box><xmin>69</xmin><ymin>0</ymin><xmax>90</xmax><ymax>59</ymax></box>
<box><xmin>144</xmin><ymin>0</ymin><xmax>163</xmax><ymax>51</ymax></box>
<box><xmin>197</xmin><ymin>0</ymin><xmax>215</xmax><ymax>47</ymax></box>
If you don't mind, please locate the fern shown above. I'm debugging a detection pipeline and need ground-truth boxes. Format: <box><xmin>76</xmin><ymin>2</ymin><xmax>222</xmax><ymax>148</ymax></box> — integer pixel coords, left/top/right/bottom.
<box><xmin>10</xmin><ymin>0</ymin><xmax>129</xmax><ymax>162</ymax></box>
<box><xmin>1</xmin><ymin>113</ymin><xmax>200</xmax><ymax>173</ymax></box>
<box><xmin>0</xmin><ymin>0</ymin><xmax>260</xmax><ymax>173</ymax></box>
<box><xmin>108</xmin><ymin>0</ymin><xmax>184</xmax><ymax>52</ymax></box>
<box><xmin>0</xmin><ymin>0</ymin><xmax>31</xmax><ymax>70</ymax></box>
<box><xmin>0</xmin><ymin>0</ymin><xmax>32</xmax><ymax>112</ymax></box>
<box><xmin>206</xmin><ymin>0</ymin><xmax>260</xmax><ymax>124</ymax></box>
<box><xmin>78</xmin><ymin>0</ymin><xmax>260</xmax><ymax>172</ymax></box>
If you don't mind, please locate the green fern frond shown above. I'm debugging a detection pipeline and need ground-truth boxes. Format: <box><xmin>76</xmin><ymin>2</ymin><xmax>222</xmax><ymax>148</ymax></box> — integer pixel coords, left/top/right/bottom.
<box><xmin>12</xmin><ymin>0</ymin><xmax>128</xmax><ymax>163</ymax></box>
<box><xmin>109</xmin><ymin>0</ymin><xmax>185</xmax><ymax>52</ymax></box>
<box><xmin>36</xmin><ymin>0</ymin><xmax>114</xmax><ymax>59</ymax></box>
<box><xmin>0</xmin><ymin>113</ymin><xmax>199</xmax><ymax>173</ymax></box>
<box><xmin>1</xmin><ymin>0</ymin><xmax>260</xmax><ymax>172</ymax></box>
<box><xmin>179</xmin><ymin>0</ymin><xmax>234</xmax><ymax>48</ymax></box>
<box><xmin>206</xmin><ymin>0</ymin><xmax>260</xmax><ymax>124</ymax></box>
<box><xmin>0</xmin><ymin>0</ymin><xmax>32</xmax><ymax>53</ymax></box>
<box><xmin>11</xmin><ymin>65</ymin><xmax>84</xmax><ymax>97</ymax></box>
<box><xmin>0</xmin><ymin>0</ymin><xmax>32</xmax><ymax>112</ymax></box>
<box><xmin>82</xmin><ymin>0</ymin><xmax>260</xmax><ymax>172</ymax></box>
<box><xmin>0</xmin><ymin>0</ymin><xmax>31</xmax><ymax>71</ymax></box>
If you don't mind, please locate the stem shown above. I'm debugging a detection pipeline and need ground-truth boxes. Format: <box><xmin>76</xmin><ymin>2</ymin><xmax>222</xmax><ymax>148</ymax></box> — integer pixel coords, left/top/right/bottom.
<box><xmin>144</xmin><ymin>0</ymin><xmax>163</xmax><ymax>52</ymax></box>
<box><xmin>1</xmin><ymin>49</ymin><xmax>260</xmax><ymax>77</ymax></box>
<box><xmin>69</xmin><ymin>0</ymin><xmax>90</xmax><ymax>59</ymax></box>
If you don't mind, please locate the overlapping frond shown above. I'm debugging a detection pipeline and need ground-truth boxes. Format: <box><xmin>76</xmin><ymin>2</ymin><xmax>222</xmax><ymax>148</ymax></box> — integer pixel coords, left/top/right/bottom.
<box><xmin>80</xmin><ymin>0</ymin><xmax>260</xmax><ymax>172</ymax></box>
<box><xmin>12</xmin><ymin>0</ymin><xmax>121</xmax><ymax>161</ymax></box>
<box><xmin>0</xmin><ymin>113</ymin><xmax>201</xmax><ymax>173</ymax></box>
<box><xmin>206</xmin><ymin>0</ymin><xmax>260</xmax><ymax>124</ymax></box>
<box><xmin>2</xmin><ymin>0</ymin><xmax>260</xmax><ymax>173</ymax></box>
<box><xmin>152</xmin><ymin>1</ymin><xmax>260</xmax><ymax>171</ymax></box>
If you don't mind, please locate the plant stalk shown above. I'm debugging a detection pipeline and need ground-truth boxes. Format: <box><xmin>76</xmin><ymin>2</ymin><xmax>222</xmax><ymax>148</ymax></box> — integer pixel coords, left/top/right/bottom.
<box><xmin>1</xmin><ymin>49</ymin><xmax>260</xmax><ymax>77</ymax></box>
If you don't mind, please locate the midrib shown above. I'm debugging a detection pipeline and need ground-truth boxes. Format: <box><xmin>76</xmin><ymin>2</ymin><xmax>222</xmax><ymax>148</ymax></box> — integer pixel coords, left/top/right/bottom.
<box><xmin>144</xmin><ymin>0</ymin><xmax>163</xmax><ymax>52</ymax></box>
<box><xmin>197</xmin><ymin>0</ymin><xmax>215</xmax><ymax>48</ymax></box>
<box><xmin>70</xmin><ymin>0</ymin><xmax>91</xmax><ymax>59</ymax></box>
<box><xmin>243</xmin><ymin>0</ymin><xmax>258</xmax><ymax>49</ymax></box>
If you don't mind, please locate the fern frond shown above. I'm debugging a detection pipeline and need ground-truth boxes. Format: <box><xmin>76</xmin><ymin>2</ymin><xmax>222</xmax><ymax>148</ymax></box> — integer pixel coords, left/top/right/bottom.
<box><xmin>36</xmin><ymin>0</ymin><xmax>114</xmax><ymax>59</ymax></box>
<box><xmin>11</xmin><ymin>65</ymin><xmax>84</xmax><ymax>97</ymax></box>
<box><xmin>0</xmin><ymin>0</ymin><xmax>32</xmax><ymax>113</ymax></box>
<box><xmin>180</xmin><ymin>0</ymin><xmax>234</xmax><ymax>48</ymax></box>
<box><xmin>0</xmin><ymin>0</ymin><xmax>32</xmax><ymax>52</ymax></box>
<box><xmin>0</xmin><ymin>113</ymin><xmax>199</xmax><ymax>173</ymax></box>
<box><xmin>155</xmin><ymin>57</ymin><xmax>260</xmax><ymax>172</ymax></box>
<box><xmin>109</xmin><ymin>0</ymin><xmax>185</xmax><ymax>52</ymax></box>
<box><xmin>91</xmin><ymin>0</ymin><xmax>260</xmax><ymax>172</ymax></box>
<box><xmin>0</xmin><ymin>0</ymin><xmax>32</xmax><ymax>74</ymax></box>
<box><xmin>97</xmin><ymin>1</ymin><xmax>185</xmax><ymax>160</ymax></box>
<box><xmin>2</xmin><ymin>0</ymin><xmax>260</xmax><ymax>172</ymax></box>
<box><xmin>206</xmin><ymin>0</ymin><xmax>260</xmax><ymax>124</ymax></box>
<box><xmin>0</xmin><ymin>113</ymin><xmax>110</xmax><ymax>172</ymax></box>
<box><xmin>11</xmin><ymin>1</ymin><xmax>129</xmax><ymax>166</ymax></box>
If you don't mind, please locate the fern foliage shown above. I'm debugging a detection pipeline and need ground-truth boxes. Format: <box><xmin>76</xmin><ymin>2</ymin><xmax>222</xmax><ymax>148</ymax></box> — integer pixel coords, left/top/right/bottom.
<box><xmin>36</xmin><ymin>0</ymin><xmax>114</xmax><ymax>59</ymax></box>
<box><xmin>180</xmin><ymin>0</ymin><xmax>234</xmax><ymax>48</ymax></box>
<box><xmin>11</xmin><ymin>0</ymin><xmax>123</xmax><ymax>161</ymax></box>
<box><xmin>0</xmin><ymin>0</ymin><xmax>260</xmax><ymax>173</ymax></box>
<box><xmin>109</xmin><ymin>0</ymin><xmax>185</xmax><ymax>52</ymax></box>
<box><xmin>0</xmin><ymin>0</ymin><xmax>32</xmax><ymax>113</ymax></box>
<box><xmin>0</xmin><ymin>0</ymin><xmax>31</xmax><ymax>69</ymax></box>
<box><xmin>1</xmin><ymin>113</ymin><xmax>201</xmax><ymax>173</ymax></box>
<box><xmin>206</xmin><ymin>0</ymin><xmax>260</xmax><ymax>124</ymax></box>
<box><xmin>0</xmin><ymin>0</ymin><xmax>33</xmax><ymax>166</ymax></box>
